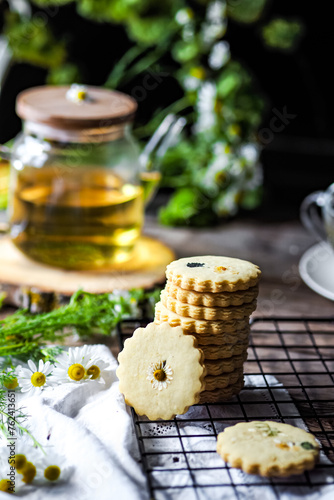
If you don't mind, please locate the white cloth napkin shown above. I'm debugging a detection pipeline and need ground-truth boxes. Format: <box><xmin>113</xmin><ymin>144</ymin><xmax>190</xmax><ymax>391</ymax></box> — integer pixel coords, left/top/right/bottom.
<box><xmin>0</xmin><ymin>347</ymin><xmax>333</xmax><ymax>500</ymax></box>
<box><xmin>0</xmin><ymin>345</ymin><xmax>149</xmax><ymax>500</ymax></box>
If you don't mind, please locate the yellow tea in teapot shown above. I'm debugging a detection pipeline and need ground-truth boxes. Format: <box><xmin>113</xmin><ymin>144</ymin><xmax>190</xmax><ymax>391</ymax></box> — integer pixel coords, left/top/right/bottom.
<box><xmin>9</xmin><ymin>167</ymin><xmax>144</xmax><ymax>269</ymax></box>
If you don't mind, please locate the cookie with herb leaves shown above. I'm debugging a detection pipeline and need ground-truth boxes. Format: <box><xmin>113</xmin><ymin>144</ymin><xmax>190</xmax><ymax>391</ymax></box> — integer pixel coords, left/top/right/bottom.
<box><xmin>166</xmin><ymin>256</ymin><xmax>261</xmax><ymax>293</ymax></box>
<box><xmin>161</xmin><ymin>290</ymin><xmax>257</xmax><ymax>320</ymax></box>
<box><xmin>155</xmin><ymin>301</ymin><xmax>249</xmax><ymax>334</ymax></box>
<box><xmin>117</xmin><ymin>322</ymin><xmax>205</xmax><ymax>420</ymax></box>
<box><xmin>217</xmin><ymin>421</ymin><xmax>320</xmax><ymax>477</ymax></box>
<box><xmin>165</xmin><ymin>282</ymin><xmax>259</xmax><ymax>307</ymax></box>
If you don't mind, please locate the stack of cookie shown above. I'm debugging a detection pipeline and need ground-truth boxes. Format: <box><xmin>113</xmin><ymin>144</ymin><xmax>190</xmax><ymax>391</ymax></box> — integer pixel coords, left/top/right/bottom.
<box><xmin>154</xmin><ymin>255</ymin><xmax>261</xmax><ymax>403</ymax></box>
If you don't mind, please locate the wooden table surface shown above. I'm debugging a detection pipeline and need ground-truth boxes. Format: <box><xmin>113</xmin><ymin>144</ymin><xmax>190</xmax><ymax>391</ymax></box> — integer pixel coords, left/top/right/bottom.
<box><xmin>0</xmin><ymin>214</ymin><xmax>333</xmax><ymax>319</ymax></box>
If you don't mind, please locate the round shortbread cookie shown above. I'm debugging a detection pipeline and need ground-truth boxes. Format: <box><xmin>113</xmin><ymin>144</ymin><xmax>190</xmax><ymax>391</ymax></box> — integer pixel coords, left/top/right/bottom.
<box><xmin>216</xmin><ymin>421</ymin><xmax>320</xmax><ymax>477</ymax></box>
<box><xmin>117</xmin><ymin>322</ymin><xmax>205</xmax><ymax>420</ymax></box>
<box><xmin>204</xmin><ymin>368</ymin><xmax>243</xmax><ymax>391</ymax></box>
<box><xmin>166</xmin><ymin>282</ymin><xmax>259</xmax><ymax>307</ymax></box>
<box><xmin>199</xmin><ymin>377</ymin><xmax>244</xmax><ymax>403</ymax></box>
<box><xmin>161</xmin><ymin>290</ymin><xmax>257</xmax><ymax>320</ymax></box>
<box><xmin>204</xmin><ymin>354</ymin><xmax>247</xmax><ymax>376</ymax></box>
<box><xmin>155</xmin><ymin>301</ymin><xmax>249</xmax><ymax>334</ymax></box>
<box><xmin>166</xmin><ymin>256</ymin><xmax>261</xmax><ymax>293</ymax></box>
<box><xmin>200</xmin><ymin>343</ymin><xmax>248</xmax><ymax>360</ymax></box>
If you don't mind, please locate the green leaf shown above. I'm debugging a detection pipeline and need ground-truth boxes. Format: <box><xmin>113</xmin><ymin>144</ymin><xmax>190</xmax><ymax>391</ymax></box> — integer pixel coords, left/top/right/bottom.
<box><xmin>127</xmin><ymin>15</ymin><xmax>176</xmax><ymax>45</ymax></box>
<box><xmin>5</xmin><ymin>12</ymin><xmax>66</xmax><ymax>69</ymax></box>
<box><xmin>227</xmin><ymin>0</ymin><xmax>267</xmax><ymax>24</ymax></box>
<box><xmin>32</xmin><ymin>0</ymin><xmax>73</xmax><ymax>6</ymax></box>
<box><xmin>0</xmin><ymin>293</ymin><xmax>5</xmax><ymax>310</ymax></box>
<box><xmin>172</xmin><ymin>40</ymin><xmax>200</xmax><ymax>63</ymax></box>
<box><xmin>262</xmin><ymin>18</ymin><xmax>303</xmax><ymax>51</ymax></box>
<box><xmin>47</xmin><ymin>63</ymin><xmax>81</xmax><ymax>85</ymax></box>
<box><xmin>301</xmin><ymin>442</ymin><xmax>315</xmax><ymax>450</ymax></box>
<box><xmin>159</xmin><ymin>187</ymin><xmax>217</xmax><ymax>227</ymax></box>
<box><xmin>0</xmin><ymin>289</ymin><xmax>159</xmax><ymax>361</ymax></box>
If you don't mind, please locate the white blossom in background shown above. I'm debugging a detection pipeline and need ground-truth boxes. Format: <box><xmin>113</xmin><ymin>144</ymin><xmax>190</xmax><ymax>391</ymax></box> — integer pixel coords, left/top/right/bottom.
<box><xmin>202</xmin><ymin>146</ymin><xmax>232</xmax><ymax>192</ymax></box>
<box><xmin>202</xmin><ymin>0</ymin><xmax>227</xmax><ymax>46</ymax></box>
<box><xmin>214</xmin><ymin>187</ymin><xmax>240</xmax><ymax>216</ymax></box>
<box><xmin>229</xmin><ymin>158</ymin><xmax>244</xmax><ymax>178</ymax></box>
<box><xmin>206</xmin><ymin>0</ymin><xmax>226</xmax><ymax>23</ymax></box>
<box><xmin>209</xmin><ymin>41</ymin><xmax>230</xmax><ymax>70</ymax></box>
<box><xmin>244</xmin><ymin>164</ymin><xmax>264</xmax><ymax>190</ymax></box>
<box><xmin>239</xmin><ymin>143</ymin><xmax>260</xmax><ymax>165</ymax></box>
<box><xmin>182</xmin><ymin>23</ymin><xmax>195</xmax><ymax>42</ymax></box>
<box><xmin>195</xmin><ymin>82</ymin><xmax>217</xmax><ymax>133</ymax></box>
<box><xmin>184</xmin><ymin>75</ymin><xmax>202</xmax><ymax>91</ymax></box>
<box><xmin>175</xmin><ymin>8</ymin><xmax>193</xmax><ymax>26</ymax></box>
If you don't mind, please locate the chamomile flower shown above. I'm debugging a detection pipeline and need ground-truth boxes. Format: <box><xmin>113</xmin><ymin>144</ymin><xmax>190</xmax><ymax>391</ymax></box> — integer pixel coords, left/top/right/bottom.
<box><xmin>66</xmin><ymin>84</ymin><xmax>88</xmax><ymax>103</ymax></box>
<box><xmin>51</xmin><ymin>345</ymin><xmax>110</xmax><ymax>384</ymax></box>
<box><xmin>147</xmin><ymin>361</ymin><xmax>173</xmax><ymax>391</ymax></box>
<box><xmin>0</xmin><ymin>456</ymin><xmax>21</xmax><ymax>493</ymax></box>
<box><xmin>17</xmin><ymin>360</ymin><xmax>54</xmax><ymax>395</ymax></box>
<box><xmin>195</xmin><ymin>82</ymin><xmax>217</xmax><ymax>133</ymax></box>
<box><xmin>175</xmin><ymin>8</ymin><xmax>194</xmax><ymax>26</ymax></box>
<box><xmin>35</xmin><ymin>450</ymin><xmax>72</xmax><ymax>484</ymax></box>
<box><xmin>207</xmin><ymin>0</ymin><xmax>226</xmax><ymax>23</ymax></box>
<box><xmin>209</xmin><ymin>41</ymin><xmax>230</xmax><ymax>70</ymax></box>
<box><xmin>1</xmin><ymin>367</ymin><xmax>19</xmax><ymax>390</ymax></box>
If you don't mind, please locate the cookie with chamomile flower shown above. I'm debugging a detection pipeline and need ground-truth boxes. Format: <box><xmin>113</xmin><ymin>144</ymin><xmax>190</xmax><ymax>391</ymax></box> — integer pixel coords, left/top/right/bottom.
<box><xmin>166</xmin><ymin>256</ymin><xmax>261</xmax><ymax>293</ymax></box>
<box><xmin>216</xmin><ymin>421</ymin><xmax>320</xmax><ymax>477</ymax></box>
<box><xmin>117</xmin><ymin>322</ymin><xmax>205</xmax><ymax>420</ymax></box>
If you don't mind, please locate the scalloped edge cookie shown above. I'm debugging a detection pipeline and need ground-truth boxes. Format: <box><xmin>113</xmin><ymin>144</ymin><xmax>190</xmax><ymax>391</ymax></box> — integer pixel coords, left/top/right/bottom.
<box><xmin>204</xmin><ymin>368</ymin><xmax>243</xmax><ymax>391</ymax></box>
<box><xmin>166</xmin><ymin>282</ymin><xmax>259</xmax><ymax>307</ymax></box>
<box><xmin>161</xmin><ymin>290</ymin><xmax>257</xmax><ymax>320</ymax></box>
<box><xmin>200</xmin><ymin>342</ymin><xmax>248</xmax><ymax>360</ymax></box>
<box><xmin>216</xmin><ymin>421</ymin><xmax>320</xmax><ymax>477</ymax></box>
<box><xmin>199</xmin><ymin>377</ymin><xmax>244</xmax><ymax>403</ymax></box>
<box><xmin>166</xmin><ymin>256</ymin><xmax>261</xmax><ymax>293</ymax></box>
<box><xmin>117</xmin><ymin>322</ymin><xmax>205</xmax><ymax>420</ymax></box>
<box><xmin>205</xmin><ymin>353</ymin><xmax>248</xmax><ymax>376</ymax></box>
<box><xmin>155</xmin><ymin>301</ymin><xmax>249</xmax><ymax>334</ymax></box>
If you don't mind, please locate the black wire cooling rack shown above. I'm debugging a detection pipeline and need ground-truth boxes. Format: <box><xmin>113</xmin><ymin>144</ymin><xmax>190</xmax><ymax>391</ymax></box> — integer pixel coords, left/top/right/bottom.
<box><xmin>117</xmin><ymin>317</ymin><xmax>334</xmax><ymax>500</ymax></box>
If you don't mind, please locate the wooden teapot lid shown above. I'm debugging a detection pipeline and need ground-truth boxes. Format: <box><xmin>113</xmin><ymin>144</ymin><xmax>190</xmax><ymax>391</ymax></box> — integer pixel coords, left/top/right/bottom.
<box><xmin>16</xmin><ymin>85</ymin><xmax>137</xmax><ymax>130</ymax></box>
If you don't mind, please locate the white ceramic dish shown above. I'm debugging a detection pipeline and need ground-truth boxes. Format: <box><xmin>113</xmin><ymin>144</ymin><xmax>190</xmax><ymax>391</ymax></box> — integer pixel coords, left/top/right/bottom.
<box><xmin>299</xmin><ymin>242</ymin><xmax>334</xmax><ymax>301</ymax></box>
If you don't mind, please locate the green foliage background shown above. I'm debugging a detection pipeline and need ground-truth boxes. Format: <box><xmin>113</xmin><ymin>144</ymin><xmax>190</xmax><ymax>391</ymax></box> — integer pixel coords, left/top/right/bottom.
<box><xmin>1</xmin><ymin>0</ymin><xmax>303</xmax><ymax>225</ymax></box>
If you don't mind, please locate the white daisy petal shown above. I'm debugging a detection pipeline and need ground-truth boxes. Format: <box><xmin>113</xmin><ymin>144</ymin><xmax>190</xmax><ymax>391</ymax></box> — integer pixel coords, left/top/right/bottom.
<box><xmin>27</xmin><ymin>360</ymin><xmax>37</xmax><ymax>373</ymax></box>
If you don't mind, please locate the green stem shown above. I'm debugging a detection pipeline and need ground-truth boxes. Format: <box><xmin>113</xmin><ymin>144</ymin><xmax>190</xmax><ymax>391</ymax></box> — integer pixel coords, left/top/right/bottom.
<box><xmin>0</xmin><ymin>409</ymin><xmax>45</xmax><ymax>454</ymax></box>
<box><xmin>135</xmin><ymin>96</ymin><xmax>191</xmax><ymax>139</ymax></box>
<box><xmin>0</xmin><ymin>343</ymin><xmax>27</xmax><ymax>352</ymax></box>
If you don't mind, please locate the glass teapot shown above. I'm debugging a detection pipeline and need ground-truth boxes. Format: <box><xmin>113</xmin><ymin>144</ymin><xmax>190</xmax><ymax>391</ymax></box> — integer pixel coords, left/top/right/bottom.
<box><xmin>0</xmin><ymin>85</ymin><xmax>159</xmax><ymax>270</ymax></box>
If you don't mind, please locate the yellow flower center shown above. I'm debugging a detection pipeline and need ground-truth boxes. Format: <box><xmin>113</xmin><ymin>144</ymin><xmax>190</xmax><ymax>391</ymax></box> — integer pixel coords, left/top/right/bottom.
<box><xmin>190</xmin><ymin>66</ymin><xmax>206</xmax><ymax>80</ymax></box>
<box><xmin>86</xmin><ymin>365</ymin><xmax>100</xmax><ymax>380</ymax></box>
<box><xmin>68</xmin><ymin>363</ymin><xmax>85</xmax><ymax>381</ymax></box>
<box><xmin>3</xmin><ymin>378</ymin><xmax>18</xmax><ymax>390</ymax></box>
<box><xmin>31</xmin><ymin>372</ymin><xmax>46</xmax><ymax>387</ymax></box>
<box><xmin>13</xmin><ymin>454</ymin><xmax>27</xmax><ymax>471</ymax></box>
<box><xmin>0</xmin><ymin>479</ymin><xmax>13</xmax><ymax>493</ymax></box>
<box><xmin>44</xmin><ymin>465</ymin><xmax>61</xmax><ymax>481</ymax></box>
<box><xmin>77</xmin><ymin>90</ymin><xmax>86</xmax><ymax>101</ymax></box>
<box><xmin>21</xmin><ymin>462</ymin><xmax>36</xmax><ymax>483</ymax></box>
<box><xmin>153</xmin><ymin>369</ymin><xmax>167</xmax><ymax>382</ymax></box>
